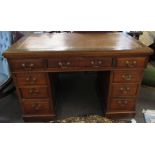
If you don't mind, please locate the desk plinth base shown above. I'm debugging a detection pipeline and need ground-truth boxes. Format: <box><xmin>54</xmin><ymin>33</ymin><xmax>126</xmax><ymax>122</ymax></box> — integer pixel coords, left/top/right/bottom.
<box><xmin>105</xmin><ymin>112</ymin><xmax>136</xmax><ymax>119</ymax></box>
<box><xmin>23</xmin><ymin>114</ymin><xmax>56</xmax><ymax>122</ymax></box>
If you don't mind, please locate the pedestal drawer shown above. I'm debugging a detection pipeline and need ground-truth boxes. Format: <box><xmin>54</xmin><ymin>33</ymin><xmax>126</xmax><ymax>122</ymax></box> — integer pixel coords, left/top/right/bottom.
<box><xmin>111</xmin><ymin>84</ymin><xmax>138</xmax><ymax>97</ymax></box>
<box><xmin>15</xmin><ymin>73</ymin><xmax>48</xmax><ymax>86</ymax></box>
<box><xmin>22</xmin><ymin>99</ymin><xmax>52</xmax><ymax>115</ymax></box>
<box><xmin>113</xmin><ymin>70</ymin><xmax>143</xmax><ymax>83</ymax></box>
<box><xmin>108</xmin><ymin>98</ymin><xmax>136</xmax><ymax>112</ymax></box>
<box><xmin>20</xmin><ymin>86</ymin><xmax>49</xmax><ymax>99</ymax></box>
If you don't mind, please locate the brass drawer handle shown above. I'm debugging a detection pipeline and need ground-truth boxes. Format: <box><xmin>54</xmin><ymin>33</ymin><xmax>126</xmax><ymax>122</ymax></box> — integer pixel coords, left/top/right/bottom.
<box><xmin>31</xmin><ymin>78</ymin><xmax>37</xmax><ymax>84</ymax></box>
<box><xmin>98</xmin><ymin>60</ymin><xmax>102</xmax><ymax>65</ymax></box>
<box><xmin>29</xmin><ymin>63</ymin><xmax>34</xmax><ymax>70</ymax></box>
<box><xmin>21</xmin><ymin>63</ymin><xmax>34</xmax><ymax>70</ymax></box>
<box><xmin>117</xmin><ymin>100</ymin><xmax>128</xmax><ymax>106</ymax></box>
<box><xmin>133</xmin><ymin>61</ymin><xmax>137</xmax><ymax>65</ymax></box>
<box><xmin>29</xmin><ymin>89</ymin><xmax>33</xmax><ymax>94</ymax></box>
<box><xmin>22</xmin><ymin>63</ymin><xmax>29</xmax><ymax>70</ymax></box>
<box><xmin>66</xmin><ymin>62</ymin><xmax>71</xmax><ymax>66</ymax></box>
<box><xmin>123</xmin><ymin>100</ymin><xmax>128</xmax><ymax>104</ymax></box>
<box><xmin>26</xmin><ymin>77</ymin><xmax>30</xmax><ymax>81</ymax></box>
<box><xmin>90</xmin><ymin>60</ymin><xmax>100</xmax><ymax>67</ymax></box>
<box><xmin>26</xmin><ymin>77</ymin><xmax>37</xmax><ymax>84</ymax></box>
<box><xmin>122</xmin><ymin>74</ymin><xmax>132</xmax><ymax>81</ymax></box>
<box><xmin>91</xmin><ymin>60</ymin><xmax>103</xmax><ymax>67</ymax></box>
<box><xmin>58</xmin><ymin>61</ymin><xmax>71</xmax><ymax>68</ymax></box>
<box><xmin>125</xmin><ymin>60</ymin><xmax>137</xmax><ymax>67</ymax></box>
<box><xmin>32</xmin><ymin>78</ymin><xmax>36</xmax><ymax>81</ymax></box>
<box><xmin>126</xmin><ymin>87</ymin><xmax>130</xmax><ymax>91</ymax></box>
<box><xmin>31</xmin><ymin>103</ymin><xmax>41</xmax><ymax>110</ymax></box>
<box><xmin>22</xmin><ymin>63</ymin><xmax>26</xmax><ymax>68</ymax></box>
<box><xmin>31</xmin><ymin>103</ymin><xmax>36</xmax><ymax>108</ymax></box>
<box><xmin>120</xmin><ymin>87</ymin><xmax>130</xmax><ymax>92</ymax></box>
<box><xmin>29</xmin><ymin>63</ymin><xmax>34</xmax><ymax>67</ymax></box>
<box><xmin>29</xmin><ymin>89</ymin><xmax>39</xmax><ymax>94</ymax></box>
<box><xmin>91</xmin><ymin>61</ymin><xmax>95</xmax><ymax>65</ymax></box>
<box><xmin>58</xmin><ymin>62</ymin><xmax>63</xmax><ymax>66</ymax></box>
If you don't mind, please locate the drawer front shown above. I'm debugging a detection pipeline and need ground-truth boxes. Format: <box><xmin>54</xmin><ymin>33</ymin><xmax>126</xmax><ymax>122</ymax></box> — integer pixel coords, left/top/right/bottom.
<box><xmin>111</xmin><ymin>84</ymin><xmax>138</xmax><ymax>97</ymax></box>
<box><xmin>82</xmin><ymin>57</ymin><xmax>112</xmax><ymax>68</ymax></box>
<box><xmin>113</xmin><ymin>70</ymin><xmax>143</xmax><ymax>83</ymax></box>
<box><xmin>116</xmin><ymin>57</ymin><xmax>146</xmax><ymax>68</ymax></box>
<box><xmin>48</xmin><ymin>57</ymin><xmax>112</xmax><ymax>69</ymax></box>
<box><xmin>48</xmin><ymin>58</ymin><xmax>80</xmax><ymax>68</ymax></box>
<box><xmin>20</xmin><ymin>87</ymin><xmax>49</xmax><ymax>99</ymax></box>
<box><xmin>15</xmin><ymin>73</ymin><xmax>47</xmax><ymax>86</ymax></box>
<box><xmin>22</xmin><ymin>99</ymin><xmax>52</xmax><ymax>115</ymax></box>
<box><xmin>10</xmin><ymin>59</ymin><xmax>46</xmax><ymax>71</ymax></box>
<box><xmin>108</xmin><ymin>98</ymin><xmax>136</xmax><ymax>111</ymax></box>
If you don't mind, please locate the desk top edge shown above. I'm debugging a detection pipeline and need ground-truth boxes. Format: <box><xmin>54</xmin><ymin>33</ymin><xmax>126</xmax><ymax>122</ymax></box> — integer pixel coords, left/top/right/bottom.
<box><xmin>4</xmin><ymin>32</ymin><xmax>153</xmax><ymax>57</ymax></box>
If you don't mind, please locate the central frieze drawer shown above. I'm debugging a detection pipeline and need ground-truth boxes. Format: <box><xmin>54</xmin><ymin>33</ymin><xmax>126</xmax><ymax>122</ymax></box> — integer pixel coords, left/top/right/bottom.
<box><xmin>15</xmin><ymin>73</ymin><xmax>48</xmax><ymax>86</ymax></box>
<box><xmin>20</xmin><ymin>86</ymin><xmax>49</xmax><ymax>99</ymax></box>
<box><xmin>111</xmin><ymin>84</ymin><xmax>138</xmax><ymax>97</ymax></box>
<box><xmin>48</xmin><ymin>57</ymin><xmax>112</xmax><ymax>69</ymax></box>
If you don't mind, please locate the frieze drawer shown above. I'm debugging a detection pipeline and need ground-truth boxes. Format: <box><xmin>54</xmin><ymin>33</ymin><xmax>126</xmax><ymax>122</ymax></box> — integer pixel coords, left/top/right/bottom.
<box><xmin>116</xmin><ymin>57</ymin><xmax>146</xmax><ymax>68</ymax></box>
<box><xmin>10</xmin><ymin>59</ymin><xmax>46</xmax><ymax>71</ymax></box>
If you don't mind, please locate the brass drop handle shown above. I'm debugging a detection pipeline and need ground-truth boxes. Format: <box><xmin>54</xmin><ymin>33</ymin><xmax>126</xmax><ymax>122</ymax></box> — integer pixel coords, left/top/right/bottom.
<box><xmin>21</xmin><ymin>63</ymin><xmax>27</xmax><ymax>70</ymax></box>
<box><xmin>29</xmin><ymin>89</ymin><xmax>39</xmax><ymax>94</ymax></box>
<box><xmin>58</xmin><ymin>62</ymin><xmax>63</xmax><ymax>67</ymax></box>
<box><xmin>98</xmin><ymin>60</ymin><xmax>102</xmax><ymax>65</ymax></box>
<box><xmin>29</xmin><ymin>63</ymin><xmax>34</xmax><ymax>70</ymax></box>
<box><xmin>58</xmin><ymin>61</ymin><xmax>71</xmax><ymax>67</ymax></box>
<box><xmin>35</xmin><ymin>106</ymin><xmax>41</xmax><ymax>110</ymax></box>
<box><xmin>30</xmin><ymin>63</ymin><xmax>34</xmax><ymax>67</ymax></box>
<box><xmin>122</xmin><ymin>74</ymin><xmax>132</xmax><ymax>81</ymax></box>
<box><xmin>66</xmin><ymin>62</ymin><xmax>71</xmax><ymax>66</ymax></box>
<box><xmin>120</xmin><ymin>87</ymin><xmax>124</xmax><ymax>91</ymax></box>
<box><xmin>22</xmin><ymin>63</ymin><xmax>26</xmax><ymax>68</ymax></box>
<box><xmin>117</xmin><ymin>100</ymin><xmax>121</xmax><ymax>104</ymax></box>
<box><xmin>32</xmin><ymin>78</ymin><xmax>36</xmax><ymax>81</ymax></box>
<box><xmin>125</xmin><ymin>60</ymin><xmax>137</xmax><ymax>67</ymax></box>
<box><xmin>22</xmin><ymin>63</ymin><xmax>34</xmax><ymax>70</ymax></box>
<box><xmin>126</xmin><ymin>87</ymin><xmax>130</xmax><ymax>91</ymax></box>
<box><xmin>117</xmin><ymin>100</ymin><xmax>128</xmax><ymax>106</ymax></box>
<box><xmin>91</xmin><ymin>61</ymin><xmax>95</xmax><ymax>65</ymax></box>
<box><xmin>26</xmin><ymin>77</ymin><xmax>37</xmax><ymax>83</ymax></box>
<box><xmin>123</xmin><ymin>100</ymin><xmax>128</xmax><ymax>105</ymax></box>
<box><xmin>91</xmin><ymin>60</ymin><xmax>100</xmax><ymax>67</ymax></box>
<box><xmin>133</xmin><ymin>61</ymin><xmax>137</xmax><ymax>65</ymax></box>
<box><xmin>120</xmin><ymin>87</ymin><xmax>130</xmax><ymax>92</ymax></box>
<box><xmin>31</xmin><ymin>104</ymin><xmax>36</xmax><ymax>109</ymax></box>
<box><xmin>29</xmin><ymin>89</ymin><xmax>33</xmax><ymax>94</ymax></box>
<box><xmin>31</xmin><ymin>78</ymin><xmax>37</xmax><ymax>84</ymax></box>
<box><xmin>34</xmin><ymin>90</ymin><xmax>39</xmax><ymax>93</ymax></box>
<box><xmin>26</xmin><ymin>77</ymin><xmax>30</xmax><ymax>81</ymax></box>
<box><xmin>31</xmin><ymin>103</ymin><xmax>41</xmax><ymax>110</ymax></box>
<box><xmin>125</xmin><ymin>61</ymin><xmax>129</xmax><ymax>65</ymax></box>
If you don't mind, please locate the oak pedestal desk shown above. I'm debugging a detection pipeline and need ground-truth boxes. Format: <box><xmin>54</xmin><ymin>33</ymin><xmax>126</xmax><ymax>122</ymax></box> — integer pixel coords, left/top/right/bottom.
<box><xmin>3</xmin><ymin>32</ymin><xmax>153</xmax><ymax>122</ymax></box>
